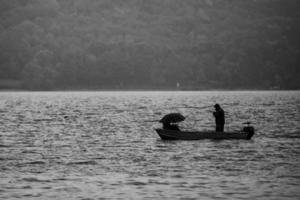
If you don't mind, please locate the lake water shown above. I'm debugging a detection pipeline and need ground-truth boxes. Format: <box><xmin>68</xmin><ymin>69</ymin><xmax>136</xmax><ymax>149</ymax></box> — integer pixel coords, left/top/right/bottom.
<box><xmin>0</xmin><ymin>91</ymin><xmax>299</xmax><ymax>200</ymax></box>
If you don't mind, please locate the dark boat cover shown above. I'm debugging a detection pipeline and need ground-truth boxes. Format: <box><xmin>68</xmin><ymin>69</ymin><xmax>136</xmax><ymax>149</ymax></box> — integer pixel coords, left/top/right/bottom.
<box><xmin>159</xmin><ymin>113</ymin><xmax>185</xmax><ymax>124</ymax></box>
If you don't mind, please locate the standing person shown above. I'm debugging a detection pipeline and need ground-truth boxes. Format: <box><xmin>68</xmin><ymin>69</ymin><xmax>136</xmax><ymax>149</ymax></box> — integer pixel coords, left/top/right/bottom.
<box><xmin>213</xmin><ymin>104</ymin><xmax>225</xmax><ymax>132</ymax></box>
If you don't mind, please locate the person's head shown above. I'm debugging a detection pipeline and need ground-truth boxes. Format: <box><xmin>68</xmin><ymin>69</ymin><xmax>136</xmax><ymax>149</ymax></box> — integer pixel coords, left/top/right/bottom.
<box><xmin>214</xmin><ymin>104</ymin><xmax>221</xmax><ymax>110</ymax></box>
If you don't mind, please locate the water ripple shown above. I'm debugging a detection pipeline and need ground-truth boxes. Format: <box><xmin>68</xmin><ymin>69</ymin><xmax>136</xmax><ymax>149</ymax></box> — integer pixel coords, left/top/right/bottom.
<box><xmin>0</xmin><ymin>91</ymin><xmax>299</xmax><ymax>199</ymax></box>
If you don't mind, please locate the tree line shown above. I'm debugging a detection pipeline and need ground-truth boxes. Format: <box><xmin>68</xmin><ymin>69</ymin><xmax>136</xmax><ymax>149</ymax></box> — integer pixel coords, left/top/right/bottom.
<box><xmin>0</xmin><ymin>0</ymin><xmax>299</xmax><ymax>90</ymax></box>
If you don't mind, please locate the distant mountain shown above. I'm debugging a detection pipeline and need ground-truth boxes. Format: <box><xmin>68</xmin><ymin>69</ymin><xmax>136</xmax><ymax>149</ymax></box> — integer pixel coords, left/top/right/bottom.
<box><xmin>0</xmin><ymin>0</ymin><xmax>299</xmax><ymax>90</ymax></box>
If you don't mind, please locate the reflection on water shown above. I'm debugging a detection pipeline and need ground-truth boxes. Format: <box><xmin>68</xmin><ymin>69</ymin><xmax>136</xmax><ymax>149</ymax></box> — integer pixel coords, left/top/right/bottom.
<box><xmin>0</xmin><ymin>91</ymin><xmax>299</xmax><ymax>199</ymax></box>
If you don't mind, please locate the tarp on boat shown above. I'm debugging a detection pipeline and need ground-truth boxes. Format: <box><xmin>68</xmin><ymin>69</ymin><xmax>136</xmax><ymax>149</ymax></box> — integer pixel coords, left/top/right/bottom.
<box><xmin>159</xmin><ymin>113</ymin><xmax>185</xmax><ymax>124</ymax></box>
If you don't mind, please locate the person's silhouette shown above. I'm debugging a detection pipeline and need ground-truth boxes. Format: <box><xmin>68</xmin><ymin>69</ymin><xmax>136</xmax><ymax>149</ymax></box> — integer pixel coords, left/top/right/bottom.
<box><xmin>163</xmin><ymin>123</ymin><xmax>180</xmax><ymax>131</ymax></box>
<box><xmin>213</xmin><ymin>104</ymin><xmax>225</xmax><ymax>132</ymax></box>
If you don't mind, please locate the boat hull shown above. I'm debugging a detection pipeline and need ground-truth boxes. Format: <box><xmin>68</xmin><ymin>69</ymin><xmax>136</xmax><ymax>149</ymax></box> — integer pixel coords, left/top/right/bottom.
<box><xmin>155</xmin><ymin>129</ymin><xmax>255</xmax><ymax>140</ymax></box>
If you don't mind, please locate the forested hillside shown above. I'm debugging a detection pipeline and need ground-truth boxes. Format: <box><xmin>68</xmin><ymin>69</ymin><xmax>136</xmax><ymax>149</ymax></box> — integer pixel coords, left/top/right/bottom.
<box><xmin>0</xmin><ymin>0</ymin><xmax>299</xmax><ymax>90</ymax></box>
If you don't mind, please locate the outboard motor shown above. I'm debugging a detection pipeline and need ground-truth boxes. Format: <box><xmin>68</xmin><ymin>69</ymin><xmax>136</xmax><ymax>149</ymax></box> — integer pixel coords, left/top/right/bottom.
<box><xmin>242</xmin><ymin>122</ymin><xmax>255</xmax><ymax>140</ymax></box>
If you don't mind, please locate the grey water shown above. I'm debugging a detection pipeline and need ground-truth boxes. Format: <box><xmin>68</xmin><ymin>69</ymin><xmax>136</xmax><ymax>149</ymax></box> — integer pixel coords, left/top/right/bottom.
<box><xmin>0</xmin><ymin>91</ymin><xmax>299</xmax><ymax>200</ymax></box>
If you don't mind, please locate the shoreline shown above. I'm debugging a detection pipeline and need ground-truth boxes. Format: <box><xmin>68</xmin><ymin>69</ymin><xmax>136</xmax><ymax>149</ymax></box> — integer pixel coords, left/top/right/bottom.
<box><xmin>1</xmin><ymin>80</ymin><xmax>298</xmax><ymax>91</ymax></box>
<box><xmin>0</xmin><ymin>88</ymin><xmax>299</xmax><ymax>92</ymax></box>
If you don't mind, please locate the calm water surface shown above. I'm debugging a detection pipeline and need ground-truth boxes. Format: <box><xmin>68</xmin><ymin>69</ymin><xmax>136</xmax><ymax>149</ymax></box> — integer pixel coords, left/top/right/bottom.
<box><xmin>0</xmin><ymin>91</ymin><xmax>299</xmax><ymax>200</ymax></box>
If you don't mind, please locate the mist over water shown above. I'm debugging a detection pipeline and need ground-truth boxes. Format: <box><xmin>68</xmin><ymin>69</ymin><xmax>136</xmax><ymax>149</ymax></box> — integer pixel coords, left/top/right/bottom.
<box><xmin>0</xmin><ymin>91</ymin><xmax>299</xmax><ymax>199</ymax></box>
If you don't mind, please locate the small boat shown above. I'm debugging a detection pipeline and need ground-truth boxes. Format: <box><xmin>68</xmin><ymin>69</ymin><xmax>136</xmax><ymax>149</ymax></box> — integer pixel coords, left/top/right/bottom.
<box><xmin>155</xmin><ymin>127</ymin><xmax>255</xmax><ymax>140</ymax></box>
